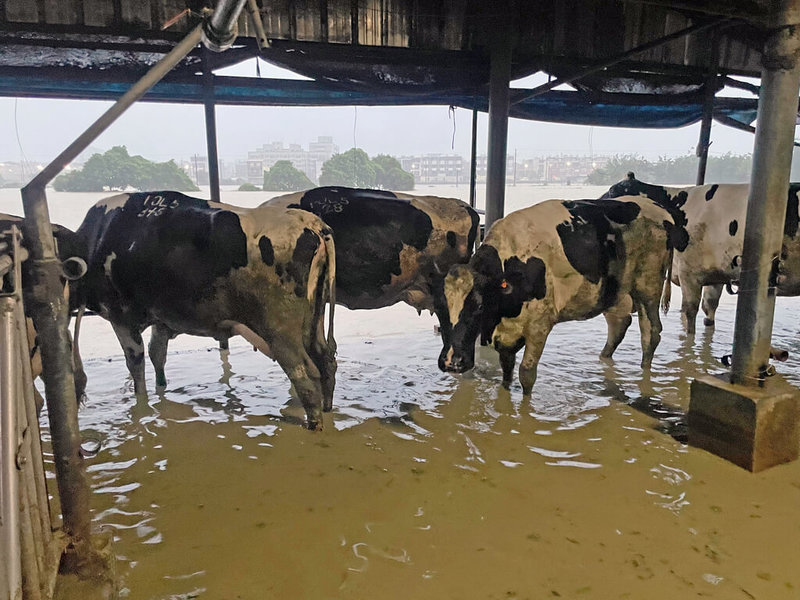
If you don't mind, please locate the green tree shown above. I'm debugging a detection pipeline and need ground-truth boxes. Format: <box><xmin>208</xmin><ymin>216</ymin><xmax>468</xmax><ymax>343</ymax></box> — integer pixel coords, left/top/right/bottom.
<box><xmin>319</xmin><ymin>148</ymin><xmax>376</xmax><ymax>187</ymax></box>
<box><xmin>373</xmin><ymin>154</ymin><xmax>415</xmax><ymax>190</ymax></box>
<box><xmin>585</xmin><ymin>152</ymin><xmax>755</xmax><ymax>186</ymax></box>
<box><xmin>584</xmin><ymin>155</ymin><xmax>655</xmax><ymax>185</ymax></box>
<box><xmin>53</xmin><ymin>146</ymin><xmax>198</xmax><ymax>192</ymax></box>
<box><xmin>263</xmin><ymin>160</ymin><xmax>314</xmax><ymax>191</ymax></box>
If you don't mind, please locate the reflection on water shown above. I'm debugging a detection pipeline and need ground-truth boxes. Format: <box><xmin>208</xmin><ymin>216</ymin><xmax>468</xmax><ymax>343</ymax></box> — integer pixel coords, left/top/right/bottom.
<box><xmin>15</xmin><ymin>186</ymin><xmax>800</xmax><ymax>599</ymax></box>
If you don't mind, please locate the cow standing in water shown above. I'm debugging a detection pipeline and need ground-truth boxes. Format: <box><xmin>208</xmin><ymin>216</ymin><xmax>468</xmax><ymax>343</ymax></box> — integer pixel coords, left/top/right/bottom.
<box><xmin>601</xmin><ymin>172</ymin><xmax>800</xmax><ymax>333</ymax></box>
<box><xmin>440</xmin><ymin>197</ymin><xmax>676</xmax><ymax>393</ymax></box>
<box><xmin>71</xmin><ymin>192</ymin><xmax>336</xmax><ymax>430</ymax></box>
<box><xmin>264</xmin><ymin>187</ymin><xmax>480</xmax><ymax>349</ymax></box>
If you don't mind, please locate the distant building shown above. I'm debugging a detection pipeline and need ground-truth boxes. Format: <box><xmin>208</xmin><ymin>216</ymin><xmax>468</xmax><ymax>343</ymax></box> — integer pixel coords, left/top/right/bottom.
<box><xmin>400</xmin><ymin>154</ymin><xmax>465</xmax><ymax>184</ymax></box>
<box><xmin>246</xmin><ymin>136</ymin><xmax>339</xmax><ymax>184</ymax></box>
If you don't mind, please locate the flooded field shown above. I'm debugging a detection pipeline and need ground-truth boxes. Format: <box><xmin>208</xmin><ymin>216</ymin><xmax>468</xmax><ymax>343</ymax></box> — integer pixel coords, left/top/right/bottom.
<box><xmin>3</xmin><ymin>185</ymin><xmax>800</xmax><ymax>599</ymax></box>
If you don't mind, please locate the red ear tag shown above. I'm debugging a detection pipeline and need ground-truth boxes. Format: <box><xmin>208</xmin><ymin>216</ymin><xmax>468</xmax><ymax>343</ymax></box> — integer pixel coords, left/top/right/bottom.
<box><xmin>500</xmin><ymin>280</ymin><xmax>508</xmax><ymax>289</ymax></box>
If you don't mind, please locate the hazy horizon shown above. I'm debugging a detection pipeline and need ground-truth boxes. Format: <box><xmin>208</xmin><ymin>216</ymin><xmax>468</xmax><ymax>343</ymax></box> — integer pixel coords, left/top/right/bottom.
<box><xmin>0</xmin><ymin>58</ymin><xmax>774</xmax><ymax>169</ymax></box>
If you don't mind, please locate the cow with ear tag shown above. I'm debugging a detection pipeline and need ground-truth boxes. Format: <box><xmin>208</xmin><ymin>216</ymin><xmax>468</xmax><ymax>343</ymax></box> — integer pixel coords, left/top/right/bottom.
<box><xmin>439</xmin><ymin>197</ymin><xmax>675</xmax><ymax>394</ymax></box>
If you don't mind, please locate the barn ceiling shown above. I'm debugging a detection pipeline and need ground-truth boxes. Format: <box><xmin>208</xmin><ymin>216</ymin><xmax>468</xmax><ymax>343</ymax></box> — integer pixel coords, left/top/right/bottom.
<box><xmin>0</xmin><ymin>0</ymin><xmax>779</xmax><ymax>130</ymax></box>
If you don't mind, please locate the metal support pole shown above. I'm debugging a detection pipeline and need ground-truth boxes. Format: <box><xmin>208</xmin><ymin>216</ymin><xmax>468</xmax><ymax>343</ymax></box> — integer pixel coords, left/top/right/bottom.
<box><xmin>696</xmin><ymin>35</ymin><xmax>720</xmax><ymax>185</ymax></box>
<box><xmin>204</xmin><ymin>51</ymin><xmax>222</xmax><ymax>203</ymax></box>
<box><xmin>731</xmin><ymin>0</ymin><xmax>800</xmax><ymax>385</ymax></box>
<box><xmin>19</xmin><ymin>22</ymin><xmax>207</xmax><ymax>577</ymax></box>
<box><xmin>469</xmin><ymin>108</ymin><xmax>478</xmax><ymax>209</ymax></box>
<box><xmin>485</xmin><ymin>17</ymin><xmax>512</xmax><ymax>230</ymax></box>
<box><xmin>1</xmin><ymin>297</ymin><xmax>22</xmax><ymax>599</ymax></box>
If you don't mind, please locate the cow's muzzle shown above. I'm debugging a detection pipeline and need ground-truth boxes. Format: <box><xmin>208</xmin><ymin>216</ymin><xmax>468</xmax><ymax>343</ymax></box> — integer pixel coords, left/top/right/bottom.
<box><xmin>439</xmin><ymin>346</ymin><xmax>473</xmax><ymax>373</ymax></box>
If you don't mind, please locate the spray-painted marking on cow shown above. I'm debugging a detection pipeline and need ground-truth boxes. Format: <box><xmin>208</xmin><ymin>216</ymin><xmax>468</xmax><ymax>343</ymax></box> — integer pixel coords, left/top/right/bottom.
<box><xmin>137</xmin><ymin>194</ymin><xmax>180</xmax><ymax>218</ymax></box>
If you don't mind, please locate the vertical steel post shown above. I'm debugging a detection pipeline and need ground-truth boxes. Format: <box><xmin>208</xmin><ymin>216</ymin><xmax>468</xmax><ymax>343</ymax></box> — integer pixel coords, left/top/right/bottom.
<box><xmin>204</xmin><ymin>51</ymin><xmax>222</xmax><ymax>203</ymax></box>
<box><xmin>731</xmin><ymin>0</ymin><xmax>800</xmax><ymax>385</ymax></box>
<box><xmin>485</xmin><ymin>8</ymin><xmax>512</xmax><ymax>230</ymax></box>
<box><xmin>696</xmin><ymin>35</ymin><xmax>719</xmax><ymax>185</ymax></box>
<box><xmin>1</xmin><ymin>297</ymin><xmax>22</xmax><ymax>599</ymax></box>
<box><xmin>469</xmin><ymin>108</ymin><xmax>478</xmax><ymax>209</ymax></box>
<box><xmin>20</xmin><ymin>24</ymin><xmax>206</xmax><ymax>573</ymax></box>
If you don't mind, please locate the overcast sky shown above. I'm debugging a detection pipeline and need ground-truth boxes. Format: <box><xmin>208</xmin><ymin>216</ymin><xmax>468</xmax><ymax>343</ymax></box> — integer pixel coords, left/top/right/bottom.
<box><xmin>0</xmin><ymin>58</ymin><xmax>765</xmax><ymax>168</ymax></box>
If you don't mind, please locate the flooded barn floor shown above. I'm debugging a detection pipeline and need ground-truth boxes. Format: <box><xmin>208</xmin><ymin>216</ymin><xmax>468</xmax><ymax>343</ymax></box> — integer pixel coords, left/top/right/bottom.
<box><xmin>45</xmin><ymin>292</ymin><xmax>800</xmax><ymax>600</ymax></box>
<box><xmin>3</xmin><ymin>186</ymin><xmax>798</xmax><ymax>599</ymax></box>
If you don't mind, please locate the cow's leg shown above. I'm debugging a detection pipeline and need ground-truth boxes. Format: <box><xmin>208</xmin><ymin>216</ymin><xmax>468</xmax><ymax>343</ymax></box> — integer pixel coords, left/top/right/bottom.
<box><xmin>311</xmin><ymin>317</ymin><xmax>337</xmax><ymax>412</ymax></box>
<box><xmin>701</xmin><ymin>284</ymin><xmax>723</xmax><ymax>328</ymax></box>
<box><xmin>496</xmin><ymin>336</ymin><xmax>525</xmax><ymax>390</ymax></box>
<box><xmin>111</xmin><ymin>322</ymin><xmax>146</xmax><ymax>395</ymax></box>
<box><xmin>270</xmin><ymin>337</ymin><xmax>325</xmax><ymax>430</ymax></box>
<box><xmin>600</xmin><ymin>295</ymin><xmax>634</xmax><ymax>360</ymax></box>
<box><xmin>148</xmin><ymin>323</ymin><xmax>174</xmax><ymax>388</ymax></box>
<box><xmin>636</xmin><ymin>298</ymin><xmax>663</xmax><ymax>369</ymax></box>
<box><xmin>680</xmin><ymin>277</ymin><xmax>702</xmax><ymax>335</ymax></box>
<box><xmin>519</xmin><ymin>335</ymin><xmax>549</xmax><ymax>396</ymax></box>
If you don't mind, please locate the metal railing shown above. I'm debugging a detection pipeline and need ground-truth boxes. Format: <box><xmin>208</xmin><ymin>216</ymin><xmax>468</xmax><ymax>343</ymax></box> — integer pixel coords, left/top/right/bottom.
<box><xmin>1</xmin><ymin>226</ymin><xmax>64</xmax><ymax>600</ymax></box>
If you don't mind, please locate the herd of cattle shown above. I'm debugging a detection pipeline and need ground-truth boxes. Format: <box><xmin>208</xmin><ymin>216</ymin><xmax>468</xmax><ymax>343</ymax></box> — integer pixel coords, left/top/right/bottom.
<box><xmin>3</xmin><ymin>174</ymin><xmax>798</xmax><ymax>429</ymax></box>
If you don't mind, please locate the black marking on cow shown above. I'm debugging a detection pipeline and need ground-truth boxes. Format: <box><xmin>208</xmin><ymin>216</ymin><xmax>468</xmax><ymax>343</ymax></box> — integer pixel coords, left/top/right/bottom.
<box><xmin>785</xmin><ymin>185</ymin><xmax>800</xmax><ymax>238</ymax></box>
<box><xmin>295</xmin><ymin>186</ymin><xmax>433</xmax><ymax>300</ymax></box>
<box><xmin>663</xmin><ymin>220</ymin><xmax>689</xmax><ymax>252</ymax></box>
<box><xmin>287</xmin><ymin>203</ymin><xmax>302</xmax><ymax>209</ymax></box>
<box><xmin>557</xmin><ymin>200</ymin><xmax>638</xmax><ymax>284</ymax></box>
<box><xmin>75</xmin><ymin>191</ymin><xmax>249</xmax><ymax>324</ymax></box>
<box><xmin>705</xmin><ymin>184</ymin><xmax>719</xmax><ymax>201</ymax></box>
<box><xmin>602</xmin><ymin>175</ymin><xmax>690</xmax><ymax>253</ymax></box>
<box><xmin>729</xmin><ymin>220</ymin><xmax>738</xmax><ymax>236</ymax></box>
<box><xmin>275</xmin><ymin>263</ymin><xmax>284</xmax><ymax>277</ymax></box>
<box><xmin>467</xmin><ymin>244</ymin><xmax>548</xmax><ymax>343</ymax></box>
<box><xmin>446</xmin><ymin>230</ymin><xmax>457</xmax><ymax>248</ymax></box>
<box><xmin>467</xmin><ymin>209</ymin><xmax>480</xmax><ymax>256</ymax></box>
<box><xmin>259</xmin><ymin>236</ymin><xmax>275</xmax><ymax>266</ymax></box>
<box><xmin>287</xmin><ymin>228</ymin><xmax>321</xmax><ymax>297</ymax></box>
<box><xmin>500</xmin><ymin>255</ymin><xmax>547</xmax><ymax>318</ymax></box>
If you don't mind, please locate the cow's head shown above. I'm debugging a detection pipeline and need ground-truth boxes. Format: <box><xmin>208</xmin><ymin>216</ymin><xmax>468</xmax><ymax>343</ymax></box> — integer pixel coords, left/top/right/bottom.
<box><xmin>439</xmin><ymin>244</ymin><xmax>506</xmax><ymax>373</ymax></box>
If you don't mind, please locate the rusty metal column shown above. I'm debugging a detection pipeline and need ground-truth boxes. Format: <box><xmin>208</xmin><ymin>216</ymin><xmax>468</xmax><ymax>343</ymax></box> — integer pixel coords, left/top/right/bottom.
<box><xmin>731</xmin><ymin>1</ymin><xmax>800</xmax><ymax>385</ymax></box>
<box><xmin>469</xmin><ymin>108</ymin><xmax>478</xmax><ymax>209</ymax></box>
<box><xmin>203</xmin><ymin>53</ymin><xmax>221</xmax><ymax>203</ymax></box>
<box><xmin>485</xmin><ymin>9</ymin><xmax>512</xmax><ymax>230</ymax></box>
<box><xmin>696</xmin><ymin>36</ymin><xmax>719</xmax><ymax>185</ymax></box>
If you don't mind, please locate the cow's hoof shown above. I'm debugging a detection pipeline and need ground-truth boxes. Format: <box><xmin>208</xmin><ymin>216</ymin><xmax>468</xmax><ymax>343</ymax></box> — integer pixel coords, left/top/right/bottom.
<box><xmin>501</xmin><ymin>380</ymin><xmax>512</xmax><ymax>390</ymax></box>
<box><xmin>703</xmin><ymin>318</ymin><xmax>715</xmax><ymax>327</ymax></box>
<box><xmin>306</xmin><ymin>419</ymin><xmax>323</xmax><ymax>431</ymax></box>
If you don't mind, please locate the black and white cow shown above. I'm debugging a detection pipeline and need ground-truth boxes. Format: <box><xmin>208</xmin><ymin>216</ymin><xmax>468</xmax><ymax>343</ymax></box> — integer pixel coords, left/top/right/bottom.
<box><xmin>1</xmin><ymin>213</ymin><xmax>87</xmax><ymax>409</ymax></box>
<box><xmin>601</xmin><ymin>172</ymin><xmax>800</xmax><ymax>333</ymax></box>
<box><xmin>70</xmin><ymin>192</ymin><xmax>337</xmax><ymax>429</ymax></box>
<box><xmin>439</xmin><ymin>197</ymin><xmax>676</xmax><ymax>393</ymax></box>
<box><xmin>263</xmin><ymin>186</ymin><xmax>480</xmax><ymax>347</ymax></box>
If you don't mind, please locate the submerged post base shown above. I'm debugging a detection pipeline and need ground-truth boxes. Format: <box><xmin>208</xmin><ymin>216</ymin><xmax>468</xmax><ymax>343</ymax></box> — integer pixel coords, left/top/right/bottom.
<box><xmin>689</xmin><ymin>374</ymin><xmax>800</xmax><ymax>472</ymax></box>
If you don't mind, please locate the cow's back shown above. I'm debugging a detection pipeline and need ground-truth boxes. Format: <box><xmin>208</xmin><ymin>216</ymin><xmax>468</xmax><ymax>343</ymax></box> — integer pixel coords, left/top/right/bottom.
<box><xmin>264</xmin><ymin>187</ymin><xmax>478</xmax><ymax>310</ymax></box>
<box><xmin>484</xmin><ymin>197</ymin><xmax>671</xmax><ymax>320</ymax></box>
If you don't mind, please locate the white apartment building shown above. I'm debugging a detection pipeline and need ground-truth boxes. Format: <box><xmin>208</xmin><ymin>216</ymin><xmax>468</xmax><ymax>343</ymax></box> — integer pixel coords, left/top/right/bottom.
<box><xmin>246</xmin><ymin>136</ymin><xmax>339</xmax><ymax>184</ymax></box>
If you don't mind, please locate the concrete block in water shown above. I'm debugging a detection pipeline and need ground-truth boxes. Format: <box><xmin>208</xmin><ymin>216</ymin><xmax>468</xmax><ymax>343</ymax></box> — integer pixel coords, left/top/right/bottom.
<box><xmin>689</xmin><ymin>374</ymin><xmax>800</xmax><ymax>472</ymax></box>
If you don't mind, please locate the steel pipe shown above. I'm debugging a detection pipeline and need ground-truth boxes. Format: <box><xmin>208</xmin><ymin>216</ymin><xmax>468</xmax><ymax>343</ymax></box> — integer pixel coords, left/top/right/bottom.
<box><xmin>730</xmin><ymin>0</ymin><xmax>800</xmax><ymax>384</ymax></box>
<box><xmin>485</xmin><ymin>18</ymin><xmax>512</xmax><ymax>231</ymax></box>
<box><xmin>1</xmin><ymin>297</ymin><xmax>22</xmax><ymax>599</ymax></box>
<box><xmin>203</xmin><ymin>0</ymin><xmax>248</xmax><ymax>52</ymax></box>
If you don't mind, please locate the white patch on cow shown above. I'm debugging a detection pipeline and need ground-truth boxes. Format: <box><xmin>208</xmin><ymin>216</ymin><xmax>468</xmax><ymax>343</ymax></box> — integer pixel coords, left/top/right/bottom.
<box><xmin>103</xmin><ymin>252</ymin><xmax>117</xmax><ymax>277</ymax></box>
<box><xmin>99</xmin><ymin>194</ymin><xmax>131</xmax><ymax>214</ymax></box>
<box><xmin>445</xmin><ymin>267</ymin><xmax>474</xmax><ymax>327</ymax></box>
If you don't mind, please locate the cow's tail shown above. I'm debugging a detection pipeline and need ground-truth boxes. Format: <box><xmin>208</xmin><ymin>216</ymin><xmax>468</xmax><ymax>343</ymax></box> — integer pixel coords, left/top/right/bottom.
<box><xmin>660</xmin><ymin>248</ymin><xmax>673</xmax><ymax>315</ymax></box>
<box><xmin>322</xmin><ymin>230</ymin><xmax>336</xmax><ymax>347</ymax></box>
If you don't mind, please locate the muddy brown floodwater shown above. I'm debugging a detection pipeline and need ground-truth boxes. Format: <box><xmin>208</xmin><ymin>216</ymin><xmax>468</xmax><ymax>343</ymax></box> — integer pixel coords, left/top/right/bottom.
<box><xmin>2</xmin><ymin>186</ymin><xmax>798</xmax><ymax>599</ymax></box>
